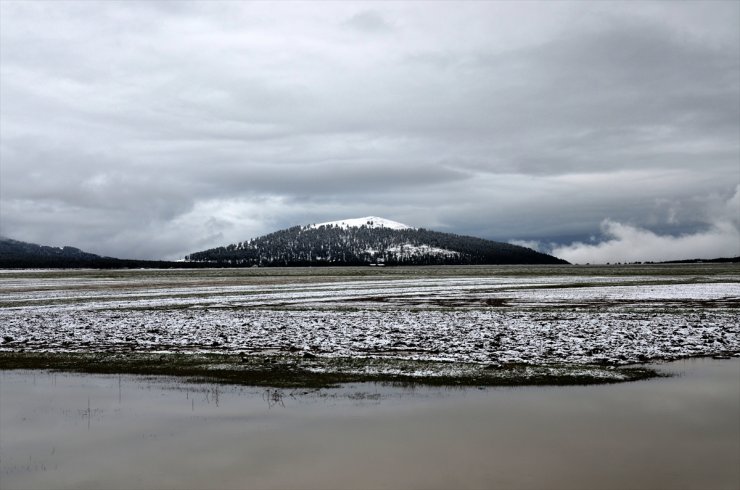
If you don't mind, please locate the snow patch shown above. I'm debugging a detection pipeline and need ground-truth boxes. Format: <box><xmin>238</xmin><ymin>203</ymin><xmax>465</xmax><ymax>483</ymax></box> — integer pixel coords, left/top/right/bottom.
<box><xmin>310</xmin><ymin>216</ymin><xmax>413</xmax><ymax>230</ymax></box>
<box><xmin>386</xmin><ymin>244</ymin><xmax>459</xmax><ymax>258</ymax></box>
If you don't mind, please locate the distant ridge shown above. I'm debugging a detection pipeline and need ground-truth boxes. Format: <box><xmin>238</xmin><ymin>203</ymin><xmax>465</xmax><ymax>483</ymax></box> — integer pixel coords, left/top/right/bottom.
<box><xmin>0</xmin><ymin>237</ymin><xmax>104</xmax><ymax>264</ymax></box>
<box><xmin>5</xmin><ymin>232</ymin><xmax>736</xmax><ymax>270</ymax></box>
<box><xmin>656</xmin><ymin>256</ymin><xmax>740</xmax><ymax>264</ymax></box>
<box><xmin>0</xmin><ymin>237</ymin><xmax>194</xmax><ymax>269</ymax></box>
<box><xmin>187</xmin><ymin>217</ymin><xmax>569</xmax><ymax>266</ymax></box>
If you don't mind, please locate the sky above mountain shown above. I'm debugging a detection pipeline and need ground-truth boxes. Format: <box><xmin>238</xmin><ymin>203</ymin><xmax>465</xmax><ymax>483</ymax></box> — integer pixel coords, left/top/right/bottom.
<box><xmin>1</xmin><ymin>1</ymin><xmax>738</xmax><ymax>263</ymax></box>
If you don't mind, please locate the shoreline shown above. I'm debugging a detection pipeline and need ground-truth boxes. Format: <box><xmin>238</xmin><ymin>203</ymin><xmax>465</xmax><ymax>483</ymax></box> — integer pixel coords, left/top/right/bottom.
<box><xmin>0</xmin><ymin>351</ymin><xmax>663</xmax><ymax>388</ymax></box>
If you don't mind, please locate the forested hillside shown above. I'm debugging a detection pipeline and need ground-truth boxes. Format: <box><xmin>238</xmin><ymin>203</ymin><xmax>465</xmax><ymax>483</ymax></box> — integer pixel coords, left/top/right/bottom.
<box><xmin>187</xmin><ymin>221</ymin><xmax>568</xmax><ymax>266</ymax></box>
<box><xmin>0</xmin><ymin>237</ymin><xmax>108</xmax><ymax>267</ymax></box>
<box><xmin>0</xmin><ymin>237</ymin><xmax>196</xmax><ymax>269</ymax></box>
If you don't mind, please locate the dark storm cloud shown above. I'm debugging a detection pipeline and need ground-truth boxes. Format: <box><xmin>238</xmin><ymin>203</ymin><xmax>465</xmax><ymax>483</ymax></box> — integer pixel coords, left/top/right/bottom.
<box><xmin>1</xmin><ymin>1</ymin><xmax>738</xmax><ymax>260</ymax></box>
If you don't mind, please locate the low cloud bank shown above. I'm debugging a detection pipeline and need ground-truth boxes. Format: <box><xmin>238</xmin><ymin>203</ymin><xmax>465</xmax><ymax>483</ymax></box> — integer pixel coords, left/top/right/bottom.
<box><xmin>551</xmin><ymin>220</ymin><xmax>739</xmax><ymax>264</ymax></box>
<box><xmin>548</xmin><ymin>186</ymin><xmax>740</xmax><ymax>264</ymax></box>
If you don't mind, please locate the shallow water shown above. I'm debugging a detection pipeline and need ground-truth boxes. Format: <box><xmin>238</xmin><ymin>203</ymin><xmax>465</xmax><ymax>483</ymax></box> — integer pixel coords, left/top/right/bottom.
<box><xmin>1</xmin><ymin>358</ymin><xmax>738</xmax><ymax>490</ymax></box>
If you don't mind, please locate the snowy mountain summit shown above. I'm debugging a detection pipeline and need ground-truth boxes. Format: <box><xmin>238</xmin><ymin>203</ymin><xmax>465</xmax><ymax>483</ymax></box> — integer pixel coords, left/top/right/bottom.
<box><xmin>310</xmin><ymin>216</ymin><xmax>412</xmax><ymax>231</ymax></box>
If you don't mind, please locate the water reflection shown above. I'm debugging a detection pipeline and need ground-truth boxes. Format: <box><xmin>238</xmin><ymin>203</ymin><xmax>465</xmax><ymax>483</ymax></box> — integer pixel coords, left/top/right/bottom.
<box><xmin>1</xmin><ymin>358</ymin><xmax>738</xmax><ymax>490</ymax></box>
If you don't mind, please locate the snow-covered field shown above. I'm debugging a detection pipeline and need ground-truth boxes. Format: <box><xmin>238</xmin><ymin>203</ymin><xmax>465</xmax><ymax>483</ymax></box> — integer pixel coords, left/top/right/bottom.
<box><xmin>1</xmin><ymin>266</ymin><xmax>738</xmax><ymax>366</ymax></box>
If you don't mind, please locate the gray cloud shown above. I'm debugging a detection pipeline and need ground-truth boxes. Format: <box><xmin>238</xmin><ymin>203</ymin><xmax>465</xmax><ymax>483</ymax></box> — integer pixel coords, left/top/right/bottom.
<box><xmin>343</xmin><ymin>11</ymin><xmax>394</xmax><ymax>33</ymax></box>
<box><xmin>522</xmin><ymin>185</ymin><xmax>740</xmax><ymax>263</ymax></box>
<box><xmin>1</xmin><ymin>2</ymin><xmax>738</xmax><ymax>260</ymax></box>
<box><xmin>552</xmin><ymin>218</ymin><xmax>739</xmax><ymax>264</ymax></box>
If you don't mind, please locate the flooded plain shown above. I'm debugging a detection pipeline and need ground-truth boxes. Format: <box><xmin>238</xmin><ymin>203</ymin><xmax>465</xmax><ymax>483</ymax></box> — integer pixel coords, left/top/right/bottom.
<box><xmin>1</xmin><ymin>357</ymin><xmax>738</xmax><ymax>490</ymax></box>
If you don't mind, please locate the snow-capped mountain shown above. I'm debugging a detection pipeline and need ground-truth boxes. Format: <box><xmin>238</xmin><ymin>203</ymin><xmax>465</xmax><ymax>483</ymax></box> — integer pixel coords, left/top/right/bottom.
<box><xmin>187</xmin><ymin>217</ymin><xmax>568</xmax><ymax>266</ymax></box>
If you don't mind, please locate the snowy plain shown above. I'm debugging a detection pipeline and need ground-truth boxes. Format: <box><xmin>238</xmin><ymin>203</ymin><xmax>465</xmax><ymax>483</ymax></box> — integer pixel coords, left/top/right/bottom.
<box><xmin>1</xmin><ymin>265</ymin><xmax>738</xmax><ymax>367</ymax></box>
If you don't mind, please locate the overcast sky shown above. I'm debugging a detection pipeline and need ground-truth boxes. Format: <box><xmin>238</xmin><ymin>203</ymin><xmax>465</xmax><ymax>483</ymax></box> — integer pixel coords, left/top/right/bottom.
<box><xmin>1</xmin><ymin>1</ymin><xmax>738</xmax><ymax>263</ymax></box>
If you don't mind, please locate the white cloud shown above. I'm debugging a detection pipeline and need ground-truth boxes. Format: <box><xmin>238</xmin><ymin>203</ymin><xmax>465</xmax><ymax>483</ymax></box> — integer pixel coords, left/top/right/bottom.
<box><xmin>552</xmin><ymin>186</ymin><xmax>740</xmax><ymax>263</ymax></box>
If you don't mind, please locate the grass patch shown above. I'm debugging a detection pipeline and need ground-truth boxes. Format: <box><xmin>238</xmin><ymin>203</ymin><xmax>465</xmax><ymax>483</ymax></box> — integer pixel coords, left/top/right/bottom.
<box><xmin>0</xmin><ymin>351</ymin><xmax>661</xmax><ymax>388</ymax></box>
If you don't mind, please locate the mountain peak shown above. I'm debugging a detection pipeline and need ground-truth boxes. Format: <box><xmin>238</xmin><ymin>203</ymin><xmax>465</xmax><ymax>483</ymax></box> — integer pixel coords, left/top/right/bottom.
<box><xmin>309</xmin><ymin>216</ymin><xmax>413</xmax><ymax>230</ymax></box>
<box><xmin>187</xmin><ymin>219</ymin><xmax>569</xmax><ymax>266</ymax></box>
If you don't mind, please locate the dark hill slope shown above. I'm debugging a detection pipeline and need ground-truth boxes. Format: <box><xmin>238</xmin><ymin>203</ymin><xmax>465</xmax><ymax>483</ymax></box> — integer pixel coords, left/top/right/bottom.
<box><xmin>0</xmin><ymin>237</ymin><xmax>195</xmax><ymax>269</ymax></box>
<box><xmin>0</xmin><ymin>237</ymin><xmax>108</xmax><ymax>267</ymax></box>
<box><xmin>186</xmin><ymin>223</ymin><xmax>568</xmax><ymax>266</ymax></box>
